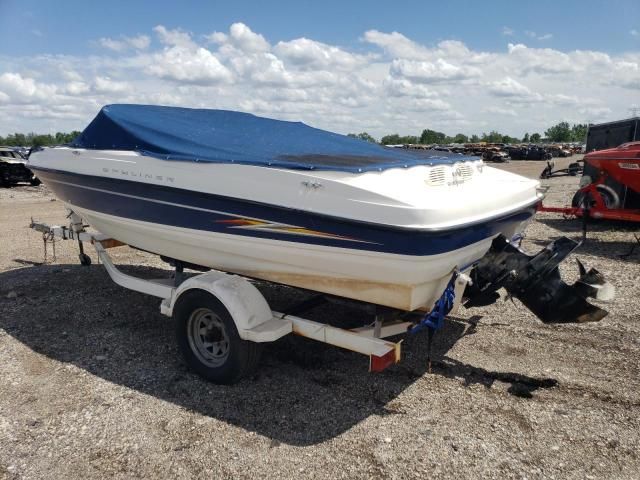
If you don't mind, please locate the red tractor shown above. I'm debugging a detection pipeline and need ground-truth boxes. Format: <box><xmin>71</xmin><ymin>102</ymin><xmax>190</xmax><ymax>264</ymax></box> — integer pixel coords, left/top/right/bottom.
<box><xmin>539</xmin><ymin>142</ymin><xmax>640</xmax><ymax>222</ymax></box>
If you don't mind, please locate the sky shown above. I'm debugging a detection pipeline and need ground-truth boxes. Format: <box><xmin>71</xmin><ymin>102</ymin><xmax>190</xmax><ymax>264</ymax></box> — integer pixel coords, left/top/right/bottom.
<box><xmin>0</xmin><ymin>0</ymin><xmax>639</xmax><ymax>138</ymax></box>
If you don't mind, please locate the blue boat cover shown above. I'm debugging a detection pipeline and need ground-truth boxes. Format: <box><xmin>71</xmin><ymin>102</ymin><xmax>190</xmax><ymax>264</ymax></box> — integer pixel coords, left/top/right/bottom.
<box><xmin>71</xmin><ymin>104</ymin><xmax>470</xmax><ymax>172</ymax></box>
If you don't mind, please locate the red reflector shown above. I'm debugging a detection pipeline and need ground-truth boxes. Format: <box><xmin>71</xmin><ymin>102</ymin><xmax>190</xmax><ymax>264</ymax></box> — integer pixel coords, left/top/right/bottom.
<box><xmin>370</xmin><ymin>349</ymin><xmax>397</xmax><ymax>372</ymax></box>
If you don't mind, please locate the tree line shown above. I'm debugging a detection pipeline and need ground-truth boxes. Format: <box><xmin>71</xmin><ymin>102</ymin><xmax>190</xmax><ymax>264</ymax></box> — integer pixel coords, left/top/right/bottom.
<box><xmin>349</xmin><ymin>122</ymin><xmax>589</xmax><ymax>145</ymax></box>
<box><xmin>1</xmin><ymin>121</ymin><xmax>587</xmax><ymax>148</ymax></box>
<box><xmin>0</xmin><ymin>131</ymin><xmax>81</xmax><ymax>147</ymax></box>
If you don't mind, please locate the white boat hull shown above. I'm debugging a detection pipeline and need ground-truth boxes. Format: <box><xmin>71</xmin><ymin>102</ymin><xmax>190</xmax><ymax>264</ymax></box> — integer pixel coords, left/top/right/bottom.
<box><xmin>70</xmin><ymin>204</ymin><xmax>526</xmax><ymax>311</ymax></box>
<box><xmin>30</xmin><ymin>147</ymin><xmax>541</xmax><ymax>311</ymax></box>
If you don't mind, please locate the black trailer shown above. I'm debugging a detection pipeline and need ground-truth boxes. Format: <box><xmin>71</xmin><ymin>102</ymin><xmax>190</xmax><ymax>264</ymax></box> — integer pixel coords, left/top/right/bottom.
<box><xmin>586</xmin><ymin>117</ymin><xmax>640</xmax><ymax>152</ymax></box>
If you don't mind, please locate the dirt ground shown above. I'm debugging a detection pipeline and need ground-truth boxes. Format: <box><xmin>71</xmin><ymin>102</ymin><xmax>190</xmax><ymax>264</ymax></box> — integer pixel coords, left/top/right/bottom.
<box><xmin>1</xmin><ymin>157</ymin><xmax>639</xmax><ymax>479</ymax></box>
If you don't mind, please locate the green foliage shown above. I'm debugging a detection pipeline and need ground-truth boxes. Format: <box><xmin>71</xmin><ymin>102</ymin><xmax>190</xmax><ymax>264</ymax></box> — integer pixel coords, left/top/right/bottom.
<box><xmin>375</xmin><ymin>121</ymin><xmax>586</xmax><ymax>147</ymax></box>
<box><xmin>544</xmin><ymin>121</ymin><xmax>572</xmax><ymax>142</ymax></box>
<box><xmin>419</xmin><ymin>129</ymin><xmax>446</xmax><ymax>144</ymax></box>
<box><xmin>544</xmin><ymin>122</ymin><xmax>588</xmax><ymax>142</ymax></box>
<box><xmin>347</xmin><ymin>132</ymin><xmax>377</xmax><ymax>143</ymax></box>
<box><xmin>481</xmin><ymin>131</ymin><xmax>504</xmax><ymax>143</ymax></box>
<box><xmin>380</xmin><ymin>133</ymin><xmax>419</xmax><ymax>145</ymax></box>
<box><xmin>501</xmin><ymin>135</ymin><xmax>519</xmax><ymax>144</ymax></box>
<box><xmin>0</xmin><ymin>131</ymin><xmax>81</xmax><ymax>147</ymax></box>
<box><xmin>570</xmin><ymin>124</ymin><xmax>588</xmax><ymax>142</ymax></box>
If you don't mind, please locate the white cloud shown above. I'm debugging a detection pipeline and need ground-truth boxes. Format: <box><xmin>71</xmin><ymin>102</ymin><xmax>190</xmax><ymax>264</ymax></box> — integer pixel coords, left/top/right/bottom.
<box><xmin>228</xmin><ymin>23</ymin><xmax>270</xmax><ymax>52</ymax></box>
<box><xmin>207</xmin><ymin>22</ymin><xmax>270</xmax><ymax>54</ymax></box>
<box><xmin>62</xmin><ymin>70</ymin><xmax>84</xmax><ymax>82</ymax></box>
<box><xmin>404</xmin><ymin>98</ymin><xmax>452</xmax><ymax>111</ymax></box>
<box><xmin>362</xmin><ymin>30</ymin><xmax>429</xmax><ymax>60</ymax></box>
<box><xmin>507</xmin><ymin>43</ymin><xmax>576</xmax><ymax>74</ymax></box>
<box><xmin>0</xmin><ymin>23</ymin><xmax>637</xmax><ymax>139</ymax></box>
<box><xmin>488</xmin><ymin>77</ymin><xmax>533</xmax><ymax>97</ymax></box>
<box><xmin>274</xmin><ymin>37</ymin><xmax>367</xmax><ymax>70</ymax></box>
<box><xmin>630</xmin><ymin>29</ymin><xmax>638</xmax><ymax>37</ymax></box>
<box><xmin>383</xmin><ymin>77</ymin><xmax>441</xmax><ymax>98</ymax></box>
<box><xmin>65</xmin><ymin>81</ymin><xmax>90</xmax><ymax>95</ymax></box>
<box><xmin>525</xmin><ymin>31</ymin><xmax>553</xmax><ymax>41</ymax></box>
<box><xmin>502</xmin><ymin>26</ymin><xmax>514</xmax><ymax>36</ymax></box>
<box><xmin>128</xmin><ymin>35</ymin><xmax>151</xmax><ymax>50</ymax></box>
<box><xmin>0</xmin><ymin>72</ymin><xmax>58</xmax><ymax>103</ymax></box>
<box><xmin>147</xmin><ymin>45</ymin><xmax>233</xmax><ymax>84</ymax></box>
<box><xmin>153</xmin><ymin>25</ymin><xmax>195</xmax><ymax>48</ymax></box>
<box><xmin>99</xmin><ymin>34</ymin><xmax>150</xmax><ymax>52</ymax></box>
<box><xmin>93</xmin><ymin>76</ymin><xmax>130</xmax><ymax>93</ymax></box>
<box><xmin>99</xmin><ymin>37</ymin><xmax>126</xmax><ymax>52</ymax></box>
<box><xmin>390</xmin><ymin>58</ymin><xmax>482</xmax><ymax>84</ymax></box>
<box><xmin>485</xmin><ymin>106</ymin><xmax>518</xmax><ymax>117</ymax></box>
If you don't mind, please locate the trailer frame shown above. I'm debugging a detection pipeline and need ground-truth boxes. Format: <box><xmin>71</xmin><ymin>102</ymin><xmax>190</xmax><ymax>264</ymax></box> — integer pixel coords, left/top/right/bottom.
<box><xmin>29</xmin><ymin>216</ymin><xmax>416</xmax><ymax>380</ymax></box>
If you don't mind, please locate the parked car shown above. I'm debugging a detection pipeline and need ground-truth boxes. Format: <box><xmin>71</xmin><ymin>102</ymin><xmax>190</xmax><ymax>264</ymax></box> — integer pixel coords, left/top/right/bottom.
<box><xmin>508</xmin><ymin>145</ymin><xmax>552</xmax><ymax>160</ymax></box>
<box><xmin>0</xmin><ymin>147</ymin><xmax>40</xmax><ymax>187</ymax></box>
<box><xmin>482</xmin><ymin>149</ymin><xmax>509</xmax><ymax>162</ymax></box>
<box><xmin>547</xmin><ymin>145</ymin><xmax>573</xmax><ymax>158</ymax></box>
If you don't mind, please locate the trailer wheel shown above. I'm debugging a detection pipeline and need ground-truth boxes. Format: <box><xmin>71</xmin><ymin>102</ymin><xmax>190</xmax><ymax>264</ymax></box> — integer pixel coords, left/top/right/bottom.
<box><xmin>174</xmin><ymin>290</ymin><xmax>262</xmax><ymax>384</ymax></box>
<box><xmin>30</xmin><ymin>177</ymin><xmax>41</xmax><ymax>186</ymax></box>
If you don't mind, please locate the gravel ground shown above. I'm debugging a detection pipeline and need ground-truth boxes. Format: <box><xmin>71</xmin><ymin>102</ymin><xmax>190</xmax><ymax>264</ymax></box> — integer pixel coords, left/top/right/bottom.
<box><xmin>1</xmin><ymin>158</ymin><xmax>639</xmax><ymax>479</ymax></box>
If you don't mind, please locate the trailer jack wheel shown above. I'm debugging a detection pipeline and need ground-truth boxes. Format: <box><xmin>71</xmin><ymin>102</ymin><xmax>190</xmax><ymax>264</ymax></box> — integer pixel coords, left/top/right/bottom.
<box><xmin>174</xmin><ymin>290</ymin><xmax>262</xmax><ymax>384</ymax></box>
<box><xmin>79</xmin><ymin>253</ymin><xmax>91</xmax><ymax>266</ymax></box>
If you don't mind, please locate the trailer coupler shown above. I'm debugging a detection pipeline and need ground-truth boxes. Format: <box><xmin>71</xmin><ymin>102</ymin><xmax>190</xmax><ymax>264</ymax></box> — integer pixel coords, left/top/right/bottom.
<box><xmin>464</xmin><ymin>235</ymin><xmax>614</xmax><ymax>323</ymax></box>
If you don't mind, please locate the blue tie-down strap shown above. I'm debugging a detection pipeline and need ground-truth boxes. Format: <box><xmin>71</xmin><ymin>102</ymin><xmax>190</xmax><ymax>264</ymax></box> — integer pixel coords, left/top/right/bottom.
<box><xmin>410</xmin><ymin>274</ymin><xmax>457</xmax><ymax>334</ymax></box>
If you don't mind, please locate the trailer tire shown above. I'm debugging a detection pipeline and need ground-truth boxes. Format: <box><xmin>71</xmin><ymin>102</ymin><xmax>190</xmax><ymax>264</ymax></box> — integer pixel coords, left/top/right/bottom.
<box><xmin>572</xmin><ymin>184</ymin><xmax>620</xmax><ymax>209</ymax></box>
<box><xmin>174</xmin><ymin>289</ymin><xmax>262</xmax><ymax>384</ymax></box>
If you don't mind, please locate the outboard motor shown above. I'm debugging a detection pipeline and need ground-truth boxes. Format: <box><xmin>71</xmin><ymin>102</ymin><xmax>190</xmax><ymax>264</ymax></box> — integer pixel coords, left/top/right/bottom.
<box><xmin>464</xmin><ymin>235</ymin><xmax>614</xmax><ymax>323</ymax></box>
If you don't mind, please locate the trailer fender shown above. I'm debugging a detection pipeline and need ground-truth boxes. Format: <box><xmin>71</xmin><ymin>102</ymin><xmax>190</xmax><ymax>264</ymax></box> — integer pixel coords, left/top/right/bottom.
<box><xmin>161</xmin><ymin>272</ymin><xmax>287</xmax><ymax>341</ymax></box>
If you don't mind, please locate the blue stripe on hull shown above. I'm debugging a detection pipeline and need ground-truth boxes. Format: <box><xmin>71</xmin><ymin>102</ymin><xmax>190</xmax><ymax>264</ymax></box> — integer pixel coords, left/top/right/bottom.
<box><xmin>33</xmin><ymin>168</ymin><xmax>535</xmax><ymax>256</ymax></box>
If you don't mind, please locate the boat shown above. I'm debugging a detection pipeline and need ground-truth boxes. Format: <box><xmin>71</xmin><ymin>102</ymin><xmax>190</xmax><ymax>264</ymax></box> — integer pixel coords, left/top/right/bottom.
<box><xmin>27</xmin><ymin>104</ymin><xmax>543</xmax><ymax>312</ymax></box>
<box><xmin>26</xmin><ymin>104</ymin><xmax>616</xmax><ymax>382</ymax></box>
<box><xmin>28</xmin><ymin>105</ymin><xmax>610</xmax><ymax>321</ymax></box>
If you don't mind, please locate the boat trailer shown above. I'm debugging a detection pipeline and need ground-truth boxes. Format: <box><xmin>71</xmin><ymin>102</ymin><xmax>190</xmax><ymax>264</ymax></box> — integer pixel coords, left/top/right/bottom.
<box><xmin>30</xmin><ymin>215</ymin><xmax>419</xmax><ymax>382</ymax></box>
<box><xmin>539</xmin><ymin>160</ymin><xmax>583</xmax><ymax>180</ymax></box>
<box><xmin>29</xmin><ymin>213</ymin><xmax>614</xmax><ymax>383</ymax></box>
